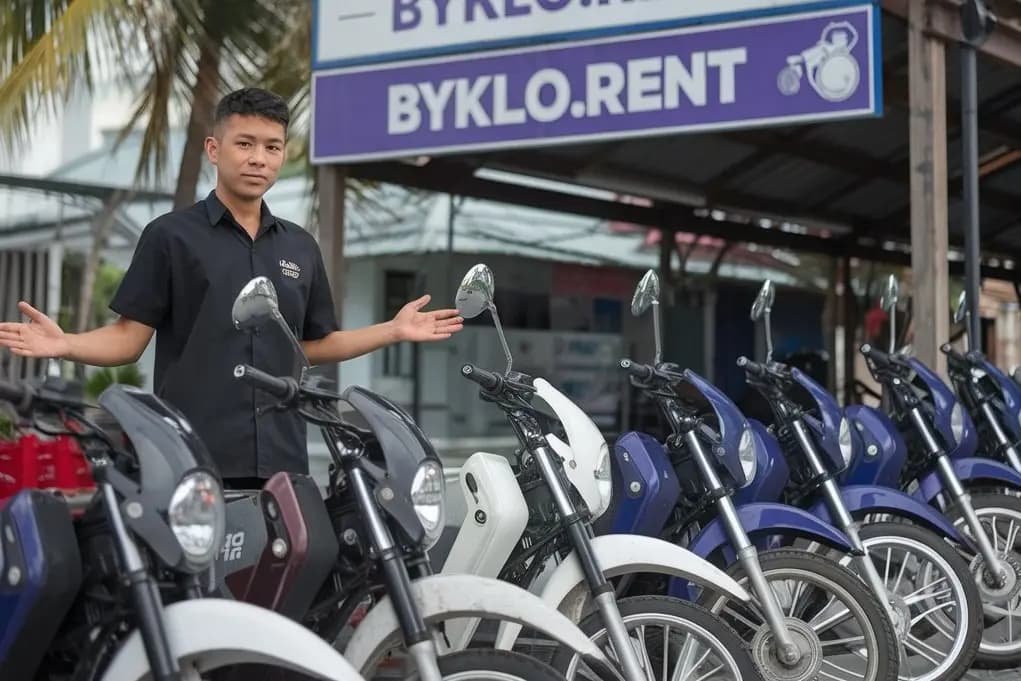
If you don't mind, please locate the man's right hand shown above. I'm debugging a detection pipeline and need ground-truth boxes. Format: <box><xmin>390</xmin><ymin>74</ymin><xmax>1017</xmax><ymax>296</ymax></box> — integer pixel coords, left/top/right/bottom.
<box><xmin>0</xmin><ymin>302</ymin><xmax>71</xmax><ymax>359</ymax></box>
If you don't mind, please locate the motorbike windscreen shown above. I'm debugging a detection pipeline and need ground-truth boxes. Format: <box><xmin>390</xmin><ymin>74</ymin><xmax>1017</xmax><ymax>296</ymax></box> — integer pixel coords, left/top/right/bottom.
<box><xmin>341</xmin><ymin>386</ymin><xmax>441</xmax><ymax>541</ymax></box>
<box><xmin>99</xmin><ymin>385</ymin><xmax>213</xmax><ymax>503</ymax></box>
<box><xmin>790</xmin><ymin>368</ymin><xmax>845</xmax><ymax>470</ymax></box>
<box><xmin>683</xmin><ymin>369</ymin><xmax>751</xmax><ymax>486</ymax></box>
<box><xmin>977</xmin><ymin>358</ymin><xmax>1021</xmax><ymax>441</ymax></box>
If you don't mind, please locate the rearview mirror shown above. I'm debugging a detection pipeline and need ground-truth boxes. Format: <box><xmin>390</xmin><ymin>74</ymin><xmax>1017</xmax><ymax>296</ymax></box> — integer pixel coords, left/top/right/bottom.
<box><xmin>631</xmin><ymin>269</ymin><xmax>661</xmax><ymax>316</ymax></box>
<box><xmin>454</xmin><ymin>264</ymin><xmax>513</xmax><ymax>373</ymax></box>
<box><xmin>880</xmin><ymin>275</ymin><xmax>900</xmax><ymax>312</ymax></box>
<box><xmin>750</xmin><ymin>280</ymin><xmax>775</xmax><ymax>322</ymax></box>
<box><xmin>232</xmin><ymin>276</ymin><xmax>309</xmax><ymax>374</ymax></box>
<box><xmin>455</xmin><ymin>264</ymin><xmax>495</xmax><ymax>320</ymax></box>
<box><xmin>954</xmin><ymin>290</ymin><xmax>968</xmax><ymax>325</ymax></box>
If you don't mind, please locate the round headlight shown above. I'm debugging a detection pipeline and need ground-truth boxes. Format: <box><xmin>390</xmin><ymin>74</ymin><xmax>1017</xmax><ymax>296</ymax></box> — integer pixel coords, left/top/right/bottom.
<box><xmin>950</xmin><ymin>403</ymin><xmax>965</xmax><ymax>444</ymax></box>
<box><xmin>592</xmin><ymin>444</ymin><xmax>613</xmax><ymax>518</ymax></box>
<box><xmin>738</xmin><ymin>428</ymin><xmax>756</xmax><ymax>487</ymax></box>
<box><xmin>411</xmin><ymin>460</ymin><xmax>446</xmax><ymax>548</ymax></box>
<box><xmin>838</xmin><ymin>417</ymin><xmax>853</xmax><ymax>466</ymax></box>
<box><xmin>168</xmin><ymin>471</ymin><xmax>225</xmax><ymax>567</ymax></box>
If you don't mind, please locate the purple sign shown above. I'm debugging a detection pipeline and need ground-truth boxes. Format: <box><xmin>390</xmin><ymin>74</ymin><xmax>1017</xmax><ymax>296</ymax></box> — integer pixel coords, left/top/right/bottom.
<box><xmin>311</xmin><ymin>4</ymin><xmax>880</xmax><ymax>163</ymax></box>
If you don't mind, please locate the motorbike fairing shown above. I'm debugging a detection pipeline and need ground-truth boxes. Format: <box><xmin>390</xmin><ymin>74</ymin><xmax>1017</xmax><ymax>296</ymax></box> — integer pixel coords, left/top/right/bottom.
<box><xmin>976</xmin><ymin>356</ymin><xmax>1021</xmax><ymax>441</ymax></box>
<box><xmin>684</xmin><ymin>369</ymin><xmax>753</xmax><ymax>487</ymax></box>
<box><xmin>791</xmin><ymin>368</ymin><xmax>847</xmax><ymax>470</ymax></box>
<box><xmin>807</xmin><ymin>484</ymin><xmax>975</xmax><ymax>550</ymax></box>
<box><xmin>602</xmin><ymin>431</ymin><xmax>680</xmax><ymax>537</ymax></box>
<box><xmin>100</xmin><ymin>598</ymin><xmax>366</xmax><ymax>681</ymax></box>
<box><xmin>344</xmin><ymin>574</ymin><xmax>616</xmax><ymax>680</ymax></box>
<box><xmin>842</xmin><ymin>405</ymin><xmax>907</xmax><ymax>488</ymax></box>
<box><xmin>669</xmin><ymin>502</ymin><xmax>854</xmax><ymax>600</ymax></box>
<box><xmin>906</xmin><ymin>357</ymin><xmax>979</xmax><ymax>459</ymax></box>
<box><xmin>913</xmin><ymin>457</ymin><xmax>1021</xmax><ymax>503</ymax></box>
<box><xmin>733</xmin><ymin>420</ymin><xmax>790</xmax><ymax>506</ymax></box>
<box><xmin>0</xmin><ymin>490</ymin><xmax>82</xmax><ymax>681</ymax></box>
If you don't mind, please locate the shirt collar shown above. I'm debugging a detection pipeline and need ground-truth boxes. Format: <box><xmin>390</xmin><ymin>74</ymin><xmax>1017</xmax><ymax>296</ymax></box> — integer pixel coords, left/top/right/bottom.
<box><xmin>204</xmin><ymin>189</ymin><xmax>279</xmax><ymax>232</ymax></box>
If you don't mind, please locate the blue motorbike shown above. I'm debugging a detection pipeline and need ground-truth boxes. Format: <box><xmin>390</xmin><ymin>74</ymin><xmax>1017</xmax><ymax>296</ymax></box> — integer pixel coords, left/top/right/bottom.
<box><xmin>859</xmin><ymin>278</ymin><xmax>1021</xmax><ymax>668</ymax></box>
<box><xmin>607</xmin><ymin>270</ymin><xmax>899</xmax><ymax>681</ymax></box>
<box><xmin>736</xmin><ymin>278</ymin><xmax>982</xmax><ymax>681</ymax></box>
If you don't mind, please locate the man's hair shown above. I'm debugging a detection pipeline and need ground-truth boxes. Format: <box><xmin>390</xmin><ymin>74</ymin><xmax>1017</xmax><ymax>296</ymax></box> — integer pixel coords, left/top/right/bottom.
<box><xmin>213</xmin><ymin>87</ymin><xmax>290</xmax><ymax>136</ymax></box>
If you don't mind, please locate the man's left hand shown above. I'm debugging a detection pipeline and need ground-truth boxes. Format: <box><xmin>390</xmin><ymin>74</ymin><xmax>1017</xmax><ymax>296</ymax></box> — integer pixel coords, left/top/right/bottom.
<box><xmin>393</xmin><ymin>295</ymin><xmax>464</xmax><ymax>342</ymax></box>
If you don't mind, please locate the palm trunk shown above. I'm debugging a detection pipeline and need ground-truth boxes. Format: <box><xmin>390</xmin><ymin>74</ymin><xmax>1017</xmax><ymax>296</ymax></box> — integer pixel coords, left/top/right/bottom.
<box><xmin>173</xmin><ymin>36</ymin><xmax>222</xmax><ymax>209</ymax></box>
<box><xmin>77</xmin><ymin>190</ymin><xmax>128</xmax><ymax>334</ymax></box>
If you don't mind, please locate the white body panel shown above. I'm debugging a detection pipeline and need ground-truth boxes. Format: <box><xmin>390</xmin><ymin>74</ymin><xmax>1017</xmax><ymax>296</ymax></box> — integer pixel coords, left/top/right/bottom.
<box><xmin>494</xmin><ymin>533</ymin><xmax>754</xmax><ymax>650</ymax></box>
<box><xmin>100</xmin><ymin>598</ymin><xmax>365</xmax><ymax>681</ymax></box>
<box><xmin>343</xmin><ymin>574</ymin><xmax>610</xmax><ymax>675</ymax></box>
<box><xmin>534</xmin><ymin>378</ymin><xmax>612</xmax><ymax>518</ymax></box>
<box><xmin>440</xmin><ymin>451</ymin><xmax>529</xmax><ymax>648</ymax></box>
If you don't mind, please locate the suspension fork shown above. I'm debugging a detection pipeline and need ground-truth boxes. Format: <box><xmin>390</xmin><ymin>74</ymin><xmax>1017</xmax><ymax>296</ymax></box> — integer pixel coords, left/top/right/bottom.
<box><xmin>980</xmin><ymin>401</ymin><xmax>1021</xmax><ymax>473</ymax></box>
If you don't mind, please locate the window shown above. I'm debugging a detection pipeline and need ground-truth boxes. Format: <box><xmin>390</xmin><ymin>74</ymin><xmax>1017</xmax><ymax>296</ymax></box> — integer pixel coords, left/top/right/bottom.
<box><xmin>382</xmin><ymin>270</ymin><xmax>417</xmax><ymax>377</ymax></box>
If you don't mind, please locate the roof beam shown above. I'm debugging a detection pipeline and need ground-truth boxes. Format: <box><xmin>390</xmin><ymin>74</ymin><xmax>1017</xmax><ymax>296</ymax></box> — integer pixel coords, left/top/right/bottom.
<box><xmin>0</xmin><ymin>174</ymin><xmax>172</xmax><ymax>203</ymax></box>
<box><xmin>883</xmin><ymin>0</ymin><xmax>1021</xmax><ymax>68</ymax></box>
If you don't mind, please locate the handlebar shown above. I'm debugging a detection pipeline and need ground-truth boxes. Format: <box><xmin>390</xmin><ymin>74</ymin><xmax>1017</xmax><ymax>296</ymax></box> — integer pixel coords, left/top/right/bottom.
<box><xmin>233</xmin><ymin>364</ymin><xmax>299</xmax><ymax>402</ymax></box>
<box><xmin>461</xmin><ymin>364</ymin><xmax>502</xmax><ymax>391</ymax></box>
<box><xmin>940</xmin><ymin>343</ymin><xmax>970</xmax><ymax>373</ymax></box>
<box><xmin>620</xmin><ymin>358</ymin><xmax>654</xmax><ymax>381</ymax></box>
<box><xmin>860</xmin><ymin>343</ymin><xmax>896</xmax><ymax>370</ymax></box>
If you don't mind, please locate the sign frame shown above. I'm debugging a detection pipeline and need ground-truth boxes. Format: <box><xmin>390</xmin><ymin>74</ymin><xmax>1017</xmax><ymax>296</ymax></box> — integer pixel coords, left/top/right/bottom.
<box><xmin>310</xmin><ymin>3</ymin><xmax>882</xmax><ymax>165</ymax></box>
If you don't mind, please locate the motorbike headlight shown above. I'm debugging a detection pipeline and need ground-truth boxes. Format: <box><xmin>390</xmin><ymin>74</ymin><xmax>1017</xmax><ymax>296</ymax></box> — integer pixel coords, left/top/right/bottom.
<box><xmin>950</xmin><ymin>403</ymin><xmax>965</xmax><ymax>444</ymax></box>
<box><xmin>411</xmin><ymin>460</ymin><xmax>446</xmax><ymax>548</ymax></box>
<box><xmin>738</xmin><ymin>428</ymin><xmax>756</xmax><ymax>487</ymax></box>
<box><xmin>592</xmin><ymin>444</ymin><xmax>613</xmax><ymax>517</ymax></box>
<box><xmin>838</xmin><ymin>417</ymin><xmax>853</xmax><ymax>466</ymax></box>
<box><xmin>168</xmin><ymin>470</ymin><xmax>225</xmax><ymax>568</ymax></box>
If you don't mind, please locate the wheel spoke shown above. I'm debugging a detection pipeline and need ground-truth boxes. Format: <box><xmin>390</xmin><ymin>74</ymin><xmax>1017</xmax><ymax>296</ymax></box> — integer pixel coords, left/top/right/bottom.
<box><xmin>911</xmin><ymin>599</ymin><xmax>956</xmax><ymax>627</ymax></box>
<box><xmin>819</xmin><ymin>635</ymin><xmax>867</xmax><ymax>649</ymax></box>
<box><xmin>691</xmin><ymin>664</ymin><xmax>725</xmax><ymax>681</ymax></box>
<box><xmin>903</xmin><ymin>633</ymin><xmax>944</xmax><ymax>665</ymax></box>
<box><xmin>809</xmin><ymin>598</ymin><xmax>852</xmax><ymax>634</ymax></box>
<box><xmin>819</xmin><ymin>656</ymin><xmax>861</xmax><ymax>680</ymax></box>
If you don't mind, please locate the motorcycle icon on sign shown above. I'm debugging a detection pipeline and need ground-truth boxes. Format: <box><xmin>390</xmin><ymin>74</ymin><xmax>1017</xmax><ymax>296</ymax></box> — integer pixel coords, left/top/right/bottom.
<box><xmin>778</xmin><ymin>21</ymin><xmax>861</xmax><ymax>102</ymax></box>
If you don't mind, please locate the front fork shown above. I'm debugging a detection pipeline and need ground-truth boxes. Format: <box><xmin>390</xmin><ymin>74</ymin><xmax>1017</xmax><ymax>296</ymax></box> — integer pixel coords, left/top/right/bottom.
<box><xmin>909</xmin><ymin>408</ymin><xmax>1007</xmax><ymax>586</ymax></box>
<box><xmin>980</xmin><ymin>401</ymin><xmax>1021</xmax><ymax>473</ymax></box>
<box><xmin>532</xmin><ymin>445</ymin><xmax>648</xmax><ymax>681</ymax></box>
<box><xmin>685</xmin><ymin>432</ymin><xmax>803</xmax><ymax>666</ymax></box>
<box><xmin>349</xmin><ymin>467</ymin><xmax>445</xmax><ymax>681</ymax></box>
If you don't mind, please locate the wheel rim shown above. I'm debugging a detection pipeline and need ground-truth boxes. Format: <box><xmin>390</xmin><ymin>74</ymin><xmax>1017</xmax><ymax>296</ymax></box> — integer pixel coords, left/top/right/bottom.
<box><xmin>856</xmin><ymin>534</ymin><xmax>972</xmax><ymax>681</ymax></box>
<box><xmin>444</xmin><ymin>673</ymin><xmax>525</xmax><ymax>681</ymax></box>
<box><xmin>563</xmin><ymin>611</ymin><xmax>744</xmax><ymax>681</ymax></box>
<box><xmin>951</xmin><ymin>504</ymin><xmax>1021</xmax><ymax>654</ymax></box>
<box><xmin>706</xmin><ymin>566</ymin><xmax>880</xmax><ymax>681</ymax></box>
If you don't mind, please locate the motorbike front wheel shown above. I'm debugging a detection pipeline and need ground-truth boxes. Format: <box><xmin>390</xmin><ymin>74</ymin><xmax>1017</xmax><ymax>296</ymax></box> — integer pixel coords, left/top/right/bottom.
<box><xmin>432</xmin><ymin>649</ymin><xmax>569</xmax><ymax>680</ymax></box>
<box><xmin>548</xmin><ymin>595</ymin><xmax>764</xmax><ymax>681</ymax></box>
<box><xmin>699</xmin><ymin>549</ymin><xmax>900</xmax><ymax>681</ymax></box>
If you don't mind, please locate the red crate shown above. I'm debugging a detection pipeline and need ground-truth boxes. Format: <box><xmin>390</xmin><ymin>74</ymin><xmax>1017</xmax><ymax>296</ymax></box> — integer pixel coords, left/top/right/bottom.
<box><xmin>0</xmin><ymin>433</ymin><xmax>95</xmax><ymax>500</ymax></box>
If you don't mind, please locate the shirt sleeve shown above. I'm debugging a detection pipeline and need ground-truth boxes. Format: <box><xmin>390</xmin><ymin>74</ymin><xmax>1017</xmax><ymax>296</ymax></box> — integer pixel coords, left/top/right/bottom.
<box><xmin>304</xmin><ymin>240</ymin><xmax>339</xmax><ymax>341</ymax></box>
<box><xmin>109</xmin><ymin>221</ymin><xmax>171</xmax><ymax>329</ymax></box>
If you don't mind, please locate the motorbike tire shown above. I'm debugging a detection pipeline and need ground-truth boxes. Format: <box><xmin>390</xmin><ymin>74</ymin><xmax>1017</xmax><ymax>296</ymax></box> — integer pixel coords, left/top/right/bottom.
<box><xmin>432</xmin><ymin>649</ymin><xmax>568</xmax><ymax>680</ymax></box>
<box><xmin>944</xmin><ymin>491</ymin><xmax>1021</xmax><ymax>669</ymax></box>
<box><xmin>547</xmin><ymin>595</ymin><xmax>764</xmax><ymax>681</ymax></box>
<box><xmin>699</xmin><ymin>548</ymin><xmax>900</xmax><ymax>681</ymax></box>
<box><xmin>857</xmin><ymin>521</ymin><xmax>983</xmax><ymax>681</ymax></box>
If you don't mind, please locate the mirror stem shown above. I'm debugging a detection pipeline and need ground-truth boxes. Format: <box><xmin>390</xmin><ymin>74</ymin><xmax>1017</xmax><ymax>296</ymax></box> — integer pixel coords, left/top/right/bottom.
<box><xmin>764</xmin><ymin>311</ymin><xmax>774</xmax><ymax>363</ymax></box>
<box><xmin>652</xmin><ymin>300</ymin><xmax>663</xmax><ymax>364</ymax></box>
<box><xmin>889</xmin><ymin>306</ymin><xmax>897</xmax><ymax>354</ymax></box>
<box><xmin>490</xmin><ymin>305</ymin><xmax>514</xmax><ymax>374</ymax></box>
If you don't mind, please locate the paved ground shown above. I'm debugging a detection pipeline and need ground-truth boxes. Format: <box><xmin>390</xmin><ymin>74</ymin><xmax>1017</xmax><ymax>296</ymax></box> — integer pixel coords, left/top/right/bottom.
<box><xmin>963</xmin><ymin>669</ymin><xmax>1021</xmax><ymax>679</ymax></box>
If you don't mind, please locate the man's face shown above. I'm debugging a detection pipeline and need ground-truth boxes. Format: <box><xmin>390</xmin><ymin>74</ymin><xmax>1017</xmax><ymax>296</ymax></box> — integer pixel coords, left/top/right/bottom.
<box><xmin>205</xmin><ymin>114</ymin><xmax>287</xmax><ymax>201</ymax></box>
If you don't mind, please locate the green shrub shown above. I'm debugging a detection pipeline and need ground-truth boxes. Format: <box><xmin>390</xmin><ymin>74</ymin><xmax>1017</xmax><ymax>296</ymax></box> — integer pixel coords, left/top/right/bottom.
<box><xmin>84</xmin><ymin>364</ymin><xmax>146</xmax><ymax>401</ymax></box>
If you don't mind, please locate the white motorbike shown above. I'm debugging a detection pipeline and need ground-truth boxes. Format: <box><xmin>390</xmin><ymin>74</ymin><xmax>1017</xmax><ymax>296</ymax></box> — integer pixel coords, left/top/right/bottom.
<box><xmin>438</xmin><ymin>263</ymin><xmax>764</xmax><ymax>681</ymax></box>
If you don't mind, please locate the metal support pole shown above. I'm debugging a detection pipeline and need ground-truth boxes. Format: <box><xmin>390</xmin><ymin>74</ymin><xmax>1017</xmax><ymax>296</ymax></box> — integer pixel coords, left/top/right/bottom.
<box><xmin>960</xmin><ymin>0</ymin><xmax>997</xmax><ymax>351</ymax></box>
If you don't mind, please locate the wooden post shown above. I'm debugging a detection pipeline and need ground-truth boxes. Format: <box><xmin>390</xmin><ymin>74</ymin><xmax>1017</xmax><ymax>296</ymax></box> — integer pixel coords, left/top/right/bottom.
<box><xmin>316</xmin><ymin>164</ymin><xmax>348</xmax><ymax>380</ymax></box>
<box><xmin>841</xmin><ymin>257</ymin><xmax>857</xmax><ymax>405</ymax></box>
<box><xmin>908</xmin><ymin>0</ymin><xmax>950</xmax><ymax>376</ymax></box>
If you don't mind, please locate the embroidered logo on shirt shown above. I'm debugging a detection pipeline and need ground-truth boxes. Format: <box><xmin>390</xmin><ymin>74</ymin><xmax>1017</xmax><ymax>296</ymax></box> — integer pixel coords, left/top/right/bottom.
<box><xmin>280</xmin><ymin>259</ymin><xmax>301</xmax><ymax>279</ymax></box>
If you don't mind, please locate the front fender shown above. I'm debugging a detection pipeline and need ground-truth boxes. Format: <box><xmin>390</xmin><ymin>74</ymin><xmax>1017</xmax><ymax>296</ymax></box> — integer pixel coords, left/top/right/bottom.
<box><xmin>100</xmin><ymin>598</ymin><xmax>365</xmax><ymax>681</ymax></box>
<box><xmin>669</xmin><ymin>502</ymin><xmax>854</xmax><ymax>599</ymax></box>
<box><xmin>343</xmin><ymin>574</ymin><xmax>612</xmax><ymax>677</ymax></box>
<box><xmin>492</xmin><ymin>533</ymin><xmax>752</xmax><ymax>651</ymax></box>
<box><xmin>808</xmin><ymin>485</ymin><xmax>976</xmax><ymax>551</ymax></box>
<box><xmin>913</xmin><ymin>457</ymin><xmax>1021</xmax><ymax>503</ymax></box>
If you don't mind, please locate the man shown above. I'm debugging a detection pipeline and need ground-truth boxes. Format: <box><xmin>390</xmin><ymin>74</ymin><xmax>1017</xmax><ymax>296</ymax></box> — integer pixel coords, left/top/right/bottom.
<box><xmin>0</xmin><ymin>87</ymin><xmax>463</xmax><ymax>489</ymax></box>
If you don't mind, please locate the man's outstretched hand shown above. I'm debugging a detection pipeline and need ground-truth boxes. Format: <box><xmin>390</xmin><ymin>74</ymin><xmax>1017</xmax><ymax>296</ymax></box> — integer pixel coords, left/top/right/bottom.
<box><xmin>392</xmin><ymin>294</ymin><xmax>464</xmax><ymax>342</ymax></box>
<box><xmin>0</xmin><ymin>302</ymin><xmax>70</xmax><ymax>359</ymax></box>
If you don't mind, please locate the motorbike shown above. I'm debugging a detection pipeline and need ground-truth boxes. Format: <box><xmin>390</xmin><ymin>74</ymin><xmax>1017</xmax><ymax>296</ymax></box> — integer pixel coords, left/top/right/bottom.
<box><xmin>438</xmin><ymin>263</ymin><xmax>763</xmax><ymax>681</ymax></box>
<box><xmin>738</xmin><ymin>278</ymin><xmax>983</xmax><ymax>681</ymax></box>
<box><xmin>215</xmin><ymin>276</ymin><xmax>615</xmax><ymax>681</ymax></box>
<box><xmin>610</xmin><ymin>268</ymin><xmax>900</xmax><ymax>681</ymax></box>
<box><xmin>859</xmin><ymin>278</ymin><xmax>1021</xmax><ymax>668</ymax></box>
<box><xmin>0</xmin><ymin>376</ymin><xmax>367</xmax><ymax>681</ymax></box>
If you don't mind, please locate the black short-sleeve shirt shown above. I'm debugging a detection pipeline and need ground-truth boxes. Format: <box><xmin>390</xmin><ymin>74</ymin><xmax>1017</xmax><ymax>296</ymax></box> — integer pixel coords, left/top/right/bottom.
<box><xmin>109</xmin><ymin>190</ymin><xmax>339</xmax><ymax>478</ymax></box>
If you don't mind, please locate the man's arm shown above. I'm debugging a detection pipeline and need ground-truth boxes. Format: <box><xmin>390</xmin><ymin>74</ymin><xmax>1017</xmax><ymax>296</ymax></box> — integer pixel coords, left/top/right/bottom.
<box><xmin>302</xmin><ymin>322</ymin><xmax>398</xmax><ymax>365</ymax></box>
<box><xmin>0</xmin><ymin>303</ymin><xmax>153</xmax><ymax>366</ymax></box>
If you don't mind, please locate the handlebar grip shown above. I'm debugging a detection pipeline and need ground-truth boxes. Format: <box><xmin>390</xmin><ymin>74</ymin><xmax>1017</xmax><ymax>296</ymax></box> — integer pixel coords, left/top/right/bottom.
<box><xmin>860</xmin><ymin>343</ymin><xmax>892</xmax><ymax>365</ymax></box>
<box><xmin>461</xmin><ymin>364</ymin><xmax>501</xmax><ymax>391</ymax></box>
<box><xmin>737</xmin><ymin>356</ymin><xmax>766</xmax><ymax>376</ymax></box>
<box><xmin>233</xmin><ymin>365</ymin><xmax>297</xmax><ymax>401</ymax></box>
<box><xmin>619</xmin><ymin>358</ymin><xmax>654</xmax><ymax>381</ymax></box>
<box><xmin>0</xmin><ymin>379</ymin><xmax>30</xmax><ymax>413</ymax></box>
